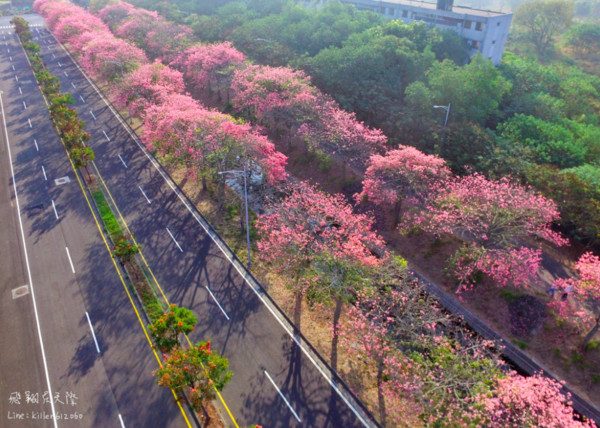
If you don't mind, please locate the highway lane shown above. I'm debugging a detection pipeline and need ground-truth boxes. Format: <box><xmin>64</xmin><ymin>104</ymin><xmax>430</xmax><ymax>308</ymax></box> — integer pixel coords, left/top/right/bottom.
<box><xmin>0</xmin><ymin>30</ymin><xmax>54</xmax><ymax>428</ymax></box>
<box><xmin>1</xmin><ymin>21</ymin><xmax>192</xmax><ymax>427</ymax></box>
<box><xmin>37</xmin><ymin>23</ymin><xmax>378</xmax><ymax>428</ymax></box>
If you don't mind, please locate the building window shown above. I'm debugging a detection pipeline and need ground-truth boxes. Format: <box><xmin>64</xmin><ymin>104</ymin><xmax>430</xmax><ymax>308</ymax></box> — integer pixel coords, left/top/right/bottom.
<box><xmin>475</xmin><ymin>21</ymin><xmax>484</xmax><ymax>31</ymax></box>
<box><xmin>388</xmin><ymin>7</ymin><xmax>394</xmax><ymax>15</ymax></box>
<box><xmin>497</xmin><ymin>21</ymin><xmax>501</xmax><ymax>26</ymax></box>
<box><xmin>464</xmin><ymin>20</ymin><xmax>472</xmax><ymax>29</ymax></box>
<box><xmin>402</xmin><ymin>9</ymin><xmax>408</xmax><ymax>17</ymax></box>
<box><xmin>471</xmin><ymin>40</ymin><xmax>480</xmax><ymax>49</ymax></box>
<box><xmin>492</xmin><ymin>40</ymin><xmax>496</xmax><ymax>44</ymax></box>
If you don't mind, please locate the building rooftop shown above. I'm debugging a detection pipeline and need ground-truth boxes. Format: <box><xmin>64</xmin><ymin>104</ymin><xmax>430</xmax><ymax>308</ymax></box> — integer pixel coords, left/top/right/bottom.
<box><xmin>378</xmin><ymin>0</ymin><xmax>508</xmax><ymax>17</ymax></box>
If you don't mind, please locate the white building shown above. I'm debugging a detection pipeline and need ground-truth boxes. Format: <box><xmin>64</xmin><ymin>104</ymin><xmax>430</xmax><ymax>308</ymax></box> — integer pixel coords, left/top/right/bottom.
<box><xmin>314</xmin><ymin>0</ymin><xmax>512</xmax><ymax>65</ymax></box>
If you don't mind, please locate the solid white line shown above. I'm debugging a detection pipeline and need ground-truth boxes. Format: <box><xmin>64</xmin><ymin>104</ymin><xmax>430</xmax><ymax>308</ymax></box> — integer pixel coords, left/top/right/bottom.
<box><xmin>90</xmin><ymin>110</ymin><xmax>97</xmax><ymax>121</ymax></box>
<box><xmin>65</xmin><ymin>247</ymin><xmax>75</xmax><ymax>274</ymax></box>
<box><xmin>27</xmin><ymin>118</ymin><xmax>31</xmax><ymax>128</ymax></box>
<box><xmin>118</xmin><ymin>154</ymin><xmax>128</xmax><ymax>169</ymax></box>
<box><xmin>0</xmin><ymin>91</ymin><xmax>59</xmax><ymax>428</ymax></box>
<box><xmin>206</xmin><ymin>286</ymin><xmax>230</xmax><ymax>320</ymax></box>
<box><xmin>166</xmin><ymin>227</ymin><xmax>183</xmax><ymax>253</ymax></box>
<box><xmin>41</xmin><ymin>165</ymin><xmax>47</xmax><ymax>181</ymax></box>
<box><xmin>264</xmin><ymin>370</ymin><xmax>301</xmax><ymax>422</ymax></box>
<box><xmin>55</xmin><ymin>38</ymin><xmax>372</xmax><ymax>427</ymax></box>
<box><xmin>23</xmin><ymin>101</ymin><xmax>26</xmax><ymax>110</ymax></box>
<box><xmin>102</xmin><ymin>130</ymin><xmax>110</xmax><ymax>141</ymax></box>
<box><xmin>51</xmin><ymin>199</ymin><xmax>59</xmax><ymax>219</ymax></box>
<box><xmin>71</xmin><ymin>81</ymin><xmax>76</xmax><ymax>89</ymax></box>
<box><xmin>118</xmin><ymin>414</ymin><xmax>126</xmax><ymax>428</ymax></box>
<box><xmin>138</xmin><ymin>186</ymin><xmax>151</xmax><ymax>204</ymax></box>
<box><xmin>18</xmin><ymin>86</ymin><xmax>22</xmax><ymax>95</ymax></box>
<box><xmin>85</xmin><ymin>312</ymin><xmax>101</xmax><ymax>353</ymax></box>
<box><xmin>34</xmin><ymin>139</ymin><xmax>39</xmax><ymax>151</ymax></box>
<box><xmin>79</xmin><ymin>95</ymin><xmax>85</xmax><ymax>103</ymax></box>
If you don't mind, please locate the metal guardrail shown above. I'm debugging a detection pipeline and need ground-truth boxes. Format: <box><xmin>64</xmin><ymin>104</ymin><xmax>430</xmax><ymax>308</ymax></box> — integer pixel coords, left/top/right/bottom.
<box><xmin>412</xmin><ymin>269</ymin><xmax>600</xmax><ymax>425</ymax></box>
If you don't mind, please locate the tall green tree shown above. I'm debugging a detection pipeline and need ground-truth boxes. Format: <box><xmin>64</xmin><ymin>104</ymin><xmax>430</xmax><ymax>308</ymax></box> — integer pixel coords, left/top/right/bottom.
<box><xmin>426</xmin><ymin>54</ymin><xmax>511</xmax><ymax>126</ymax></box>
<box><xmin>513</xmin><ymin>0</ymin><xmax>575</xmax><ymax>57</ymax></box>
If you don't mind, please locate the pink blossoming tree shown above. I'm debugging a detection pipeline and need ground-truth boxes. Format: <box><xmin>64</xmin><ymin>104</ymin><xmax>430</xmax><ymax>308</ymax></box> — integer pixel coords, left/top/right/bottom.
<box><xmin>355</xmin><ymin>145</ymin><xmax>450</xmax><ymax>227</ymax></box>
<box><xmin>97</xmin><ymin>1</ymin><xmax>135</xmax><ymax>31</ymax></box>
<box><xmin>551</xmin><ymin>252</ymin><xmax>600</xmax><ymax>348</ymax></box>
<box><xmin>340</xmin><ymin>272</ymin><xmax>503</xmax><ymax>426</ymax></box>
<box><xmin>256</xmin><ymin>181</ymin><xmax>384</xmax><ymax>330</ymax></box>
<box><xmin>172</xmin><ymin>42</ymin><xmax>246</xmax><ymax>104</ymax></box>
<box><xmin>80</xmin><ymin>36</ymin><xmax>147</xmax><ymax>84</ymax></box>
<box><xmin>142</xmin><ymin>94</ymin><xmax>287</xmax><ymax>200</ymax></box>
<box><xmin>231</xmin><ymin>65</ymin><xmax>321</xmax><ymax>144</ymax></box>
<box><xmin>116</xmin><ymin>60</ymin><xmax>185</xmax><ymax>119</ymax></box>
<box><xmin>297</xmin><ymin>99</ymin><xmax>388</xmax><ymax>176</ymax></box>
<box><xmin>406</xmin><ymin>173</ymin><xmax>567</xmax><ymax>291</ymax></box>
<box><xmin>470</xmin><ymin>372</ymin><xmax>596</xmax><ymax>427</ymax></box>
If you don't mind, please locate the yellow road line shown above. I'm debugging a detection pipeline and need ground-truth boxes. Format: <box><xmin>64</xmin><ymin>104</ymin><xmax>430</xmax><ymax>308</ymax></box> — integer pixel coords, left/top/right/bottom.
<box><xmin>91</xmin><ymin>161</ymin><xmax>240</xmax><ymax>428</ymax></box>
<box><xmin>21</xmin><ymin>29</ymin><xmax>192</xmax><ymax>427</ymax></box>
<box><xmin>65</xmin><ymin>151</ymin><xmax>192</xmax><ymax>428</ymax></box>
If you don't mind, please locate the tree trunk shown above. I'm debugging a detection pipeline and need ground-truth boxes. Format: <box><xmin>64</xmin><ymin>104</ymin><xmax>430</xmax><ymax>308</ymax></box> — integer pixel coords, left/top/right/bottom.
<box><xmin>376</xmin><ymin>356</ymin><xmax>386</xmax><ymax>426</ymax></box>
<box><xmin>392</xmin><ymin>198</ymin><xmax>403</xmax><ymax>229</ymax></box>
<box><xmin>583</xmin><ymin>316</ymin><xmax>600</xmax><ymax>350</ymax></box>
<box><xmin>293</xmin><ymin>292</ymin><xmax>303</xmax><ymax>334</ymax></box>
<box><xmin>201</xmin><ymin>176</ymin><xmax>207</xmax><ymax>192</ymax></box>
<box><xmin>330</xmin><ymin>297</ymin><xmax>342</xmax><ymax>372</ymax></box>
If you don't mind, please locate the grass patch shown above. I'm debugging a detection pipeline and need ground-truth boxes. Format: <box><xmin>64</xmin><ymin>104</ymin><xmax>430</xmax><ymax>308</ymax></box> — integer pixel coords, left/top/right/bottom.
<box><xmin>138</xmin><ymin>285</ymin><xmax>164</xmax><ymax>322</ymax></box>
<box><xmin>511</xmin><ymin>338</ymin><xmax>528</xmax><ymax>350</ymax></box>
<box><xmin>500</xmin><ymin>289</ymin><xmax>523</xmax><ymax>303</ymax></box>
<box><xmin>92</xmin><ymin>189</ymin><xmax>122</xmax><ymax>238</ymax></box>
<box><xmin>585</xmin><ymin>341</ymin><xmax>599</xmax><ymax>352</ymax></box>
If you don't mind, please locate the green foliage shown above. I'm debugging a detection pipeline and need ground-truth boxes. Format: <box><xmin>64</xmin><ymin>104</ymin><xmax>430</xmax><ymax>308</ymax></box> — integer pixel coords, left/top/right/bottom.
<box><xmin>585</xmin><ymin>340</ymin><xmax>599</xmax><ymax>351</ymax></box>
<box><xmin>11</xmin><ymin>16</ymin><xmax>31</xmax><ymax>42</ymax></box>
<box><xmin>426</xmin><ymin>54</ymin><xmax>511</xmax><ymax>126</ymax></box>
<box><xmin>112</xmin><ymin>236</ymin><xmax>141</xmax><ymax>263</ymax></box>
<box><xmin>155</xmin><ymin>341</ymin><xmax>232</xmax><ymax>410</ymax></box>
<box><xmin>314</xmin><ymin>149</ymin><xmax>333</xmax><ymax>173</ymax></box>
<box><xmin>563</xmin><ymin>164</ymin><xmax>600</xmax><ymax>195</ymax></box>
<box><xmin>498</xmin><ymin>114</ymin><xmax>587</xmax><ymax>168</ymax></box>
<box><xmin>70</xmin><ymin>147</ymin><xmax>95</xmax><ymax>170</ymax></box>
<box><xmin>511</xmin><ymin>338</ymin><xmax>528</xmax><ymax>349</ymax></box>
<box><xmin>500</xmin><ymin>289</ymin><xmax>524</xmax><ymax>303</ymax></box>
<box><xmin>149</xmin><ymin>304</ymin><xmax>197</xmax><ymax>352</ymax></box>
<box><xmin>308</xmin><ymin>26</ymin><xmax>435</xmax><ymax>135</ymax></box>
<box><xmin>526</xmin><ymin>165</ymin><xmax>600</xmax><ymax>243</ymax></box>
<box><xmin>23</xmin><ymin>41</ymin><xmax>40</xmax><ymax>54</ymax></box>
<box><xmin>564</xmin><ymin>22</ymin><xmax>600</xmax><ymax>56</ymax></box>
<box><xmin>513</xmin><ymin>0</ymin><xmax>575</xmax><ymax>57</ymax></box>
<box><xmin>92</xmin><ymin>190</ymin><xmax>122</xmax><ymax>237</ymax></box>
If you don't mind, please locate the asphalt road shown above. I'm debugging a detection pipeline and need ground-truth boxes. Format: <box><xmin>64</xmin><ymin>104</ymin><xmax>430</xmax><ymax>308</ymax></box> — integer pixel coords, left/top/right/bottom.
<box><xmin>31</xmin><ymin>18</ymin><xmax>378</xmax><ymax>428</ymax></box>
<box><xmin>0</xmin><ymin>18</ymin><xmax>192</xmax><ymax>428</ymax></box>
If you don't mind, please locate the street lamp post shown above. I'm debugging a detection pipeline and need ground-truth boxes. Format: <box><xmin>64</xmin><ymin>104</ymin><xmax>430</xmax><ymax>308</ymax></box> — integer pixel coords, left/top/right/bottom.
<box><xmin>433</xmin><ymin>103</ymin><xmax>451</xmax><ymax>153</ymax></box>
<box><xmin>218</xmin><ymin>165</ymin><xmax>251</xmax><ymax>267</ymax></box>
